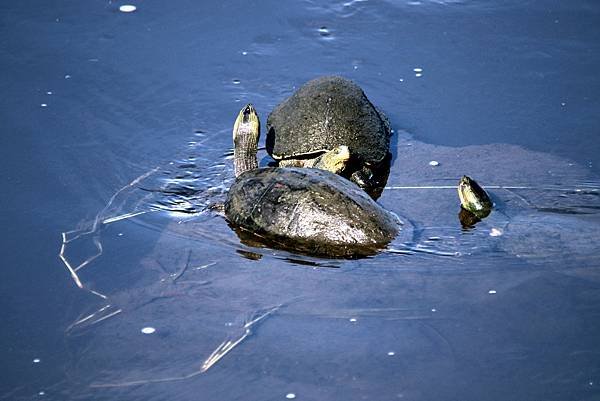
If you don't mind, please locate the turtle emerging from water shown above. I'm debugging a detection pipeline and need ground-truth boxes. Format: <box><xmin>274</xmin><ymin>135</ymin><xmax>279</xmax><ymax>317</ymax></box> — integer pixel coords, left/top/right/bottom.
<box><xmin>266</xmin><ymin>76</ymin><xmax>392</xmax><ymax>199</ymax></box>
<box><xmin>457</xmin><ymin>175</ymin><xmax>494</xmax><ymax>227</ymax></box>
<box><xmin>225</xmin><ymin>104</ymin><xmax>400</xmax><ymax>258</ymax></box>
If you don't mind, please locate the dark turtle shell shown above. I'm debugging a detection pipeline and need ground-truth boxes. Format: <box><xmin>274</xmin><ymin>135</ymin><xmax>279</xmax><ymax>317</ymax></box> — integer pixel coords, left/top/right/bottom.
<box><xmin>224</xmin><ymin>167</ymin><xmax>400</xmax><ymax>257</ymax></box>
<box><xmin>266</xmin><ymin>76</ymin><xmax>392</xmax><ymax>199</ymax></box>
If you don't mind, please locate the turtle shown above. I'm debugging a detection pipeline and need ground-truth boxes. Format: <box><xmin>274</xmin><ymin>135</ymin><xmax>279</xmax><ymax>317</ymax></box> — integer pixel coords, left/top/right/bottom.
<box><xmin>266</xmin><ymin>76</ymin><xmax>392</xmax><ymax>199</ymax></box>
<box><xmin>225</xmin><ymin>104</ymin><xmax>401</xmax><ymax>258</ymax></box>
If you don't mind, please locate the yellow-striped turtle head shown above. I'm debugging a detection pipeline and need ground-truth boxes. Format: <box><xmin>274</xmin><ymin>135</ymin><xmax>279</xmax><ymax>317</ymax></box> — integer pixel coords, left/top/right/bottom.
<box><xmin>458</xmin><ymin>175</ymin><xmax>493</xmax><ymax>218</ymax></box>
<box><xmin>232</xmin><ymin>104</ymin><xmax>261</xmax><ymax>177</ymax></box>
<box><xmin>312</xmin><ymin>145</ymin><xmax>350</xmax><ymax>174</ymax></box>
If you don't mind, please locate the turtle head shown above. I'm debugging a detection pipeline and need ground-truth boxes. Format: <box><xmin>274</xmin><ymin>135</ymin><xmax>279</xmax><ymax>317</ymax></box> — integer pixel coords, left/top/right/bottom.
<box><xmin>233</xmin><ymin>104</ymin><xmax>260</xmax><ymax>144</ymax></box>
<box><xmin>233</xmin><ymin>104</ymin><xmax>261</xmax><ymax>177</ymax></box>
<box><xmin>313</xmin><ymin>145</ymin><xmax>350</xmax><ymax>174</ymax></box>
<box><xmin>457</xmin><ymin>175</ymin><xmax>493</xmax><ymax>218</ymax></box>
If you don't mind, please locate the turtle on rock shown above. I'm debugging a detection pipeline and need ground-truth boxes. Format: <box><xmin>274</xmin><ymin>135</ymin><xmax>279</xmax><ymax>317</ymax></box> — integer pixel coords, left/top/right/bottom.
<box><xmin>225</xmin><ymin>104</ymin><xmax>401</xmax><ymax>258</ymax></box>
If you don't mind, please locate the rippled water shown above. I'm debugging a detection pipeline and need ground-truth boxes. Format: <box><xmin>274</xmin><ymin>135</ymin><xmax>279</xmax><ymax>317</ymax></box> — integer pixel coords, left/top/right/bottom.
<box><xmin>3</xmin><ymin>1</ymin><xmax>600</xmax><ymax>400</ymax></box>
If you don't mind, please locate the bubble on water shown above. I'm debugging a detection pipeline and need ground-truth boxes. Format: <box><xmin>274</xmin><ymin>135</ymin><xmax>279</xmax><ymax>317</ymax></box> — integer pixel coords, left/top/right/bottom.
<box><xmin>353</xmin><ymin>65</ymin><xmax>358</xmax><ymax>70</ymax></box>
<box><xmin>318</xmin><ymin>26</ymin><xmax>331</xmax><ymax>37</ymax></box>
<box><xmin>488</xmin><ymin>290</ymin><xmax>497</xmax><ymax>295</ymax></box>
<box><xmin>119</xmin><ymin>5</ymin><xmax>137</xmax><ymax>13</ymax></box>
<box><xmin>241</xmin><ymin>51</ymin><xmax>248</xmax><ymax>56</ymax></box>
<box><xmin>141</xmin><ymin>327</ymin><xmax>156</xmax><ymax>334</ymax></box>
<box><xmin>38</xmin><ymin>392</ymin><xmax>45</xmax><ymax>396</ymax></box>
<box><xmin>286</xmin><ymin>393</ymin><xmax>296</xmax><ymax>399</ymax></box>
<box><xmin>415</xmin><ymin>73</ymin><xmax>423</xmax><ymax>78</ymax></box>
<box><xmin>46</xmin><ymin>91</ymin><xmax>53</xmax><ymax>95</ymax></box>
<box><xmin>33</xmin><ymin>358</ymin><xmax>41</xmax><ymax>363</ymax></box>
<box><xmin>428</xmin><ymin>160</ymin><xmax>439</xmax><ymax>166</ymax></box>
<box><xmin>117</xmin><ymin>233</ymin><xmax>123</xmax><ymax>237</ymax></box>
<box><xmin>561</xmin><ymin>102</ymin><xmax>566</xmax><ymax>107</ymax></box>
<box><xmin>40</xmin><ymin>103</ymin><xmax>47</xmax><ymax>107</ymax></box>
<box><xmin>387</xmin><ymin>351</ymin><xmax>395</xmax><ymax>356</ymax></box>
<box><xmin>413</xmin><ymin>67</ymin><xmax>423</xmax><ymax>73</ymax></box>
<box><xmin>399</xmin><ymin>78</ymin><xmax>404</xmax><ymax>82</ymax></box>
<box><xmin>431</xmin><ymin>308</ymin><xmax>437</xmax><ymax>312</ymax></box>
<box><xmin>64</xmin><ymin>74</ymin><xmax>71</xmax><ymax>79</ymax></box>
<box><xmin>349</xmin><ymin>318</ymin><xmax>357</xmax><ymax>323</ymax></box>
<box><xmin>489</xmin><ymin>228</ymin><xmax>503</xmax><ymax>237</ymax></box>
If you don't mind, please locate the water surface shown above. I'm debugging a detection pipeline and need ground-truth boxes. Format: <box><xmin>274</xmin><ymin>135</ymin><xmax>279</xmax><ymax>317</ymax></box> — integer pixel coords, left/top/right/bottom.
<box><xmin>2</xmin><ymin>1</ymin><xmax>600</xmax><ymax>400</ymax></box>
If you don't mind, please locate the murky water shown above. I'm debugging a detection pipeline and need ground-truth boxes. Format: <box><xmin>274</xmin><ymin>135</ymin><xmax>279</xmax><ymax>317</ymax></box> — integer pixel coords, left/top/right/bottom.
<box><xmin>3</xmin><ymin>1</ymin><xmax>600</xmax><ymax>400</ymax></box>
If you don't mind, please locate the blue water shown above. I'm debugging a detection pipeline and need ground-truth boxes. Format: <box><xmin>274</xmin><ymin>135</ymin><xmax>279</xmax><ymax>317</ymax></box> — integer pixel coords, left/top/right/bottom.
<box><xmin>2</xmin><ymin>1</ymin><xmax>600</xmax><ymax>400</ymax></box>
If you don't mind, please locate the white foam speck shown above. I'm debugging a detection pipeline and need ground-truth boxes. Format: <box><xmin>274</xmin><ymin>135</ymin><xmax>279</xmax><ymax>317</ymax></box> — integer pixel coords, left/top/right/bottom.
<box><xmin>119</xmin><ymin>5</ymin><xmax>137</xmax><ymax>13</ymax></box>
<box><xmin>399</xmin><ymin>78</ymin><xmax>404</xmax><ymax>82</ymax></box>
<box><xmin>489</xmin><ymin>228</ymin><xmax>503</xmax><ymax>237</ymax></box>
<box><xmin>242</xmin><ymin>51</ymin><xmax>248</xmax><ymax>55</ymax></box>
<box><xmin>415</xmin><ymin>73</ymin><xmax>423</xmax><ymax>78</ymax></box>
<box><xmin>38</xmin><ymin>392</ymin><xmax>45</xmax><ymax>396</ymax></box>
<box><xmin>431</xmin><ymin>308</ymin><xmax>437</xmax><ymax>312</ymax></box>
<box><xmin>41</xmin><ymin>103</ymin><xmax>48</xmax><ymax>107</ymax></box>
<box><xmin>349</xmin><ymin>318</ymin><xmax>357</xmax><ymax>323</ymax></box>
<box><xmin>561</xmin><ymin>102</ymin><xmax>566</xmax><ymax>107</ymax></box>
<box><xmin>118</xmin><ymin>233</ymin><xmax>123</xmax><ymax>237</ymax></box>
<box><xmin>429</xmin><ymin>160</ymin><xmax>439</xmax><ymax>166</ymax></box>
<box><xmin>387</xmin><ymin>351</ymin><xmax>395</xmax><ymax>356</ymax></box>
<box><xmin>141</xmin><ymin>327</ymin><xmax>156</xmax><ymax>334</ymax></box>
<box><xmin>286</xmin><ymin>393</ymin><xmax>296</xmax><ymax>399</ymax></box>
<box><xmin>46</xmin><ymin>91</ymin><xmax>53</xmax><ymax>95</ymax></box>
<box><xmin>488</xmin><ymin>290</ymin><xmax>497</xmax><ymax>294</ymax></box>
<box><xmin>64</xmin><ymin>74</ymin><xmax>71</xmax><ymax>79</ymax></box>
<box><xmin>353</xmin><ymin>65</ymin><xmax>358</xmax><ymax>70</ymax></box>
<box><xmin>33</xmin><ymin>358</ymin><xmax>41</xmax><ymax>363</ymax></box>
<box><xmin>413</xmin><ymin>67</ymin><xmax>423</xmax><ymax>72</ymax></box>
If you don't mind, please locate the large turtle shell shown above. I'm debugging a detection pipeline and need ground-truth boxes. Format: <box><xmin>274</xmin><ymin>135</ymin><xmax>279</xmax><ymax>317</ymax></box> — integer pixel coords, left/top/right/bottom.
<box><xmin>224</xmin><ymin>167</ymin><xmax>400</xmax><ymax>257</ymax></box>
<box><xmin>266</xmin><ymin>76</ymin><xmax>391</xmax><ymax>165</ymax></box>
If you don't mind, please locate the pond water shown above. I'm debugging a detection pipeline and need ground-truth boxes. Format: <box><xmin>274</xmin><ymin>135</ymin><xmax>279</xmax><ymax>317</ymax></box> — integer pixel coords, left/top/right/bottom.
<box><xmin>2</xmin><ymin>1</ymin><xmax>600</xmax><ymax>400</ymax></box>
